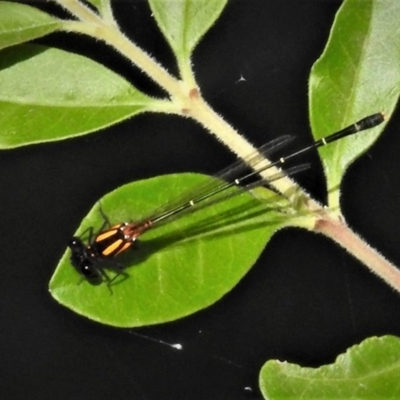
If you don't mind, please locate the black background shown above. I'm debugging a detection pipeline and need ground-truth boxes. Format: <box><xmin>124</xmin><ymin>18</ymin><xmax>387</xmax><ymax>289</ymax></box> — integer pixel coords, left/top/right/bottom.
<box><xmin>2</xmin><ymin>1</ymin><xmax>400</xmax><ymax>399</ymax></box>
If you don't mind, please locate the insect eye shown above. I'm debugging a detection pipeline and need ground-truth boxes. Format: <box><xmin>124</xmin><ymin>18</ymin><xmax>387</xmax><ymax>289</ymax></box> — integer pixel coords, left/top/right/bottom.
<box><xmin>68</xmin><ymin>237</ymin><xmax>84</xmax><ymax>250</ymax></box>
<box><xmin>82</xmin><ymin>264</ymin><xmax>98</xmax><ymax>279</ymax></box>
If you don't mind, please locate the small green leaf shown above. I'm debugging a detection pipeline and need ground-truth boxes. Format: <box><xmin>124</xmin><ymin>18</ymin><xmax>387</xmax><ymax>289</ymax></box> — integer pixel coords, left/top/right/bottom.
<box><xmin>50</xmin><ymin>173</ymin><xmax>289</xmax><ymax>327</ymax></box>
<box><xmin>0</xmin><ymin>44</ymin><xmax>165</xmax><ymax>148</ymax></box>
<box><xmin>148</xmin><ymin>0</ymin><xmax>228</xmax><ymax>75</ymax></box>
<box><xmin>309</xmin><ymin>0</ymin><xmax>400</xmax><ymax>206</ymax></box>
<box><xmin>0</xmin><ymin>1</ymin><xmax>61</xmax><ymax>50</ymax></box>
<box><xmin>259</xmin><ymin>335</ymin><xmax>400</xmax><ymax>400</ymax></box>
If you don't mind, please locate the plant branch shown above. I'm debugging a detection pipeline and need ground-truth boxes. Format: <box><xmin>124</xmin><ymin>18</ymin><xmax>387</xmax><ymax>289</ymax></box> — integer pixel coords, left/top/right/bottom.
<box><xmin>316</xmin><ymin>216</ymin><xmax>400</xmax><ymax>293</ymax></box>
<box><xmin>58</xmin><ymin>0</ymin><xmax>315</xmax><ymax>204</ymax></box>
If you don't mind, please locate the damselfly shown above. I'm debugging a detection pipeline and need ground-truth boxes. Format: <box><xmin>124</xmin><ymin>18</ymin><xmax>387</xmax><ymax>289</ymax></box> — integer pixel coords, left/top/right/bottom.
<box><xmin>69</xmin><ymin>113</ymin><xmax>384</xmax><ymax>285</ymax></box>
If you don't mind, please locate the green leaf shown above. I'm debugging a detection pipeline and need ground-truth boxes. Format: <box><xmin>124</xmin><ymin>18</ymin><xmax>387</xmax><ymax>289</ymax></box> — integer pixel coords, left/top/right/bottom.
<box><xmin>0</xmin><ymin>1</ymin><xmax>61</xmax><ymax>50</ymax></box>
<box><xmin>49</xmin><ymin>173</ymin><xmax>290</xmax><ymax>327</ymax></box>
<box><xmin>148</xmin><ymin>0</ymin><xmax>228</xmax><ymax>75</ymax></box>
<box><xmin>259</xmin><ymin>335</ymin><xmax>400</xmax><ymax>400</ymax></box>
<box><xmin>309</xmin><ymin>0</ymin><xmax>400</xmax><ymax>207</ymax></box>
<box><xmin>0</xmin><ymin>44</ymin><xmax>165</xmax><ymax>148</ymax></box>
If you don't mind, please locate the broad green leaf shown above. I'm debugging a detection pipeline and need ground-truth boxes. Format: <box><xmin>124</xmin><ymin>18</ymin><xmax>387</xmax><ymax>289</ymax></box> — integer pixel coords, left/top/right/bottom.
<box><xmin>0</xmin><ymin>1</ymin><xmax>61</xmax><ymax>50</ymax></box>
<box><xmin>50</xmin><ymin>173</ymin><xmax>290</xmax><ymax>327</ymax></box>
<box><xmin>148</xmin><ymin>0</ymin><xmax>228</xmax><ymax>77</ymax></box>
<box><xmin>259</xmin><ymin>335</ymin><xmax>400</xmax><ymax>400</ymax></box>
<box><xmin>0</xmin><ymin>44</ymin><xmax>166</xmax><ymax>148</ymax></box>
<box><xmin>309</xmin><ymin>0</ymin><xmax>400</xmax><ymax>207</ymax></box>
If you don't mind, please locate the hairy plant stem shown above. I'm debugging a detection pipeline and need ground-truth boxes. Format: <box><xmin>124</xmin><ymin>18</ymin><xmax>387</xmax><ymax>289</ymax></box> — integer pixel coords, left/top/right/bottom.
<box><xmin>316</xmin><ymin>217</ymin><xmax>400</xmax><ymax>291</ymax></box>
<box><xmin>60</xmin><ymin>5</ymin><xmax>311</xmax><ymax>203</ymax></box>
<box><xmin>53</xmin><ymin>0</ymin><xmax>400</xmax><ymax>293</ymax></box>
